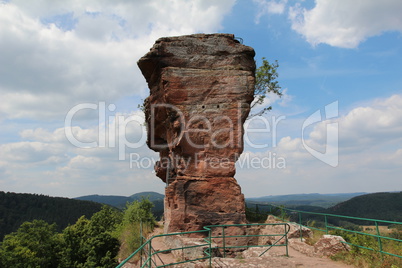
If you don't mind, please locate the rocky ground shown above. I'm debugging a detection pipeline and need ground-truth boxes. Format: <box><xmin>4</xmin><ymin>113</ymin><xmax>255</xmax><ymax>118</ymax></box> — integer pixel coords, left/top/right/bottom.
<box><xmin>121</xmin><ymin>224</ymin><xmax>354</xmax><ymax>268</ymax></box>
<box><xmin>205</xmin><ymin>246</ymin><xmax>354</xmax><ymax>268</ymax></box>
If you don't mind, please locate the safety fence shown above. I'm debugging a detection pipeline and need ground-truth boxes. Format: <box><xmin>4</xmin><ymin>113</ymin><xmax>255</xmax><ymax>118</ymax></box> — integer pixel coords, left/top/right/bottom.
<box><xmin>253</xmin><ymin>203</ymin><xmax>402</xmax><ymax>259</ymax></box>
<box><xmin>116</xmin><ymin>222</ymin><xmax>290</xmax><ymax>268</ymax></box>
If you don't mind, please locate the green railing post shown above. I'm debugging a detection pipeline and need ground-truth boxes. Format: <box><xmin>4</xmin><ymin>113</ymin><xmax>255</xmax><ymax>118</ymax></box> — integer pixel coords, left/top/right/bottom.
<box><xmin>375</xmin><ymin>221</ymin><xmax>383</xmax><ymax>255</ymax></box>
<box><xmin>140</xmin><ymin>221</ymin><xmax>143</xmax><ymax>267</ymax></box>
<box><xmin>285</xmin><ymin>223</ymin><xmax>289</xmax><ymax>257</ymax></box>
<box><xmin>148</xmin><ymin>240</ymin><xmax>152</xmax><ymax>268</ymax></box>
<box><xmin>222</xmin><ymin>226</ymin><xmax>226</xmax><ymax>258</ymax></box>
<box><xmin>325</xmin><ymin>215</ymin><xmax>328</xmax><ymax>234</ymax></box>
<box><xmin>209</xmin><ymin>229</ymin><xmax>212</xmax><ymax>267</ymax></box>
<box><xmin>298</xmin><ymin>212</ymin><xmax>303</xmax><ymax>241</ymax></box>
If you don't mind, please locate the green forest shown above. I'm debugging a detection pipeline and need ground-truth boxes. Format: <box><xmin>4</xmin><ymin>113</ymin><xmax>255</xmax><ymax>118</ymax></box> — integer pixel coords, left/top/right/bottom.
<box><xmin>75</xmin><ymin>191</ymin><xmax>164</xmax><ymax>219</ymax></box>
<box><xmin>248</xmin><ymin>191</ymin><xmax>402</xmax><ymax>224</ymax></box>
<box><xmin>327</xmin><ymin>192</ymin><xmax>402</xmax><ymax>222</ymax></box>
<box><xmin>2</xmin><ymin>191</ymin><xmax>402</xmax><ymax>267</ymax></box>
<box><xmin>0</xmin><ymin>195</ymin><xmax>156</xmax><ymax>267</ymax></box>
<box><xmin>0</xmin><ymin>191</ymin><xmax>104</xmax><ymax>241</ymax></box>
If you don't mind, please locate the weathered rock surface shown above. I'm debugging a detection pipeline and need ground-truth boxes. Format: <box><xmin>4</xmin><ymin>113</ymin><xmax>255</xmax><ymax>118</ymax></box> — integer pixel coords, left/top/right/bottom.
<box><xmin>313</xmin><ymin>235</ymin><xmax>350</xmax><ymax>257</ymax></box>
<box><xmin>257</xmin><ymin>216</ymin><xmax>349</xmax><ymax>258</ymax></box>
<box><xmin>138</xmin><ymin>34</ymin><xmax>255</xmax><ymax>234</ymax></box>
<box><xmin>259</xmin><ymin>215</ymin><xmax>313</xmax><ymax>245</ymax></box>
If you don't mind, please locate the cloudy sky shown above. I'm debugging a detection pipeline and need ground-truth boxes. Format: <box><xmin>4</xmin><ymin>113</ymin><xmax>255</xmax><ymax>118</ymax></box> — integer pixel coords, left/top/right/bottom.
<box><xmin>1</xmin><ymin>0</ymin><xmax>401</xmax><ymax>198</ymax></box>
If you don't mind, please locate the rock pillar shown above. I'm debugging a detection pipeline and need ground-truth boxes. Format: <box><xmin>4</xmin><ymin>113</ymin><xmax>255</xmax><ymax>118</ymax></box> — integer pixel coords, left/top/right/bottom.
<box><xmin>138</xmin><ymin>34</ymin><xmax>255</xmax><ymax>234</ymax></box>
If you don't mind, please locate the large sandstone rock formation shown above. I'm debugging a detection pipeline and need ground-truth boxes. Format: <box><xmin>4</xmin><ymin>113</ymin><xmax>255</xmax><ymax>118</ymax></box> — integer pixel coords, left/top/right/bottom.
<box><xmin>138</xmin><ymin>34</ymin><xmax>255</xmax><ymax>234</ymax></box>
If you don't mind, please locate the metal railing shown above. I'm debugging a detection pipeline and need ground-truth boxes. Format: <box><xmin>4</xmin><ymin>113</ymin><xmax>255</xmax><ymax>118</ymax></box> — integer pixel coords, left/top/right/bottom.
<box><xmin>116</xmin><ymin>229</ymin><xmax>210</xmax><ymax>268</ymax></box>
<box><xmin>116</xmin><ymin>222</ymin><xmax>290</xmax><ymax>268</ymax></box>
<box><xmin>254</xmin><ymin>203</ymin><xmax>402</xmax><ymax>259</ymax></box>
<box><xmin>207</xmin><ymin>223</ymin><xmax>289</xmax><ymax>258</ymax></box>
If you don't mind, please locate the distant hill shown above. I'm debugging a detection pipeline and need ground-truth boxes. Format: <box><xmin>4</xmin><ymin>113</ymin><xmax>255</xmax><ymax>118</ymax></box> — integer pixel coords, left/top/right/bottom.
<box><xmin>75</xmin><ymin>191</ymin><xmax>165</xmax><ymax>219</ymax></box>
<box><xmin>74</xmin><ymin>194</ymin><xmax>131</xmax><ymax>208</ymax></box>
<box><xmin>326</xmin><ymin>191</ymin><xmax>402</xmax><ymax>222</ymax></box>
<box><xmin>130</xmin><ymin>192</ymin><xmax>164</xmax><ymax>202</ymax></box>
<box><xmin>75</xmin><ymin>191</ymin><xmax>164</xmax><ymax>208</ymax></box>
<box><xmin>0</xmin><ymin>191</ymin><xmax>103</xmax><ymax>241</ymax></box>
<box><xmin>246</xmin><ymin>192</ymin><xmax>366</xmax><ymax>208</ymax></box>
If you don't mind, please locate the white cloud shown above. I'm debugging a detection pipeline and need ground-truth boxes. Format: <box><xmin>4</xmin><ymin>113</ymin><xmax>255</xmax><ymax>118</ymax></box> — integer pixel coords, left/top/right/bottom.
<box><xmin>0</xmin><ymin>141</ymin><xmax>67</xmax><ymax>164</ymax></box>
<box><xmin>254</xmin><ymin>0</ymin><xmax>288</xmax><ymax>23</ymax></box>
<box><xmin>309</xmin><ymin>94</ymin><xmax>402</xmax><ymax>151</ymax></box>
<box><xmin>0</xmin><ymin>1</ymin><xmax>235</xmax><ymax>121</ymax></box>
<box><xmin>237</xmin><ymin>94</ymin><xmax>402</xmax><ymax>196</ymax></box>
<box><xmin>3</xmin><ymin>93</ymin><xmax>402</xmax><ymax>197</ymax></box>
<box><xmin>289</xmin><ymin>0</ymin><xmax>402</xmax><ymax>48</ymax></box>
<box><xmin>0</xmin><ymin>107</ymin><xmax>160</xmax><ymax>197</ymax></box>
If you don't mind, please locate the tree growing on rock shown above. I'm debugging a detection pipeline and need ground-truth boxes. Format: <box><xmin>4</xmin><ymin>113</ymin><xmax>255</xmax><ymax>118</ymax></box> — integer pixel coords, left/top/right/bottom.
<box><xmin>138</xmin><ymin>57</ymin><xmax>282</xmax><ymax>118</ymax></box>
<box><xmin>249</xmin><ymin>57</ymin><xmax>282</xmax><ymax>118</ymax></box>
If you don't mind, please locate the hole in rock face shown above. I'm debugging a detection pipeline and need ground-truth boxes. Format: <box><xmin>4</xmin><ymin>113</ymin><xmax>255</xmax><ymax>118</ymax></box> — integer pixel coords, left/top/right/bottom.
<box><xmin>202</xmin><ymin>105</ymin><xmax>205</xmax><ymax>109</ymax></box>
<box><xmin>217</xmin><ymin>105</ymin><xmax>220</xmax><ymax>108</ymax></box>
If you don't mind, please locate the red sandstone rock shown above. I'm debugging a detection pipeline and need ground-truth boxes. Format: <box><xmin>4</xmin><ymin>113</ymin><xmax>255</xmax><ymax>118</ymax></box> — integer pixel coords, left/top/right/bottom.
<box><xmin>138</xmin><ymin>34</ymin><xmax>255</xmax><ymax>234</ymax></box>
<box><xmin>313</xmin><ymin>235</ymin><xmax>350</xmax><ymax>257</ymax></box>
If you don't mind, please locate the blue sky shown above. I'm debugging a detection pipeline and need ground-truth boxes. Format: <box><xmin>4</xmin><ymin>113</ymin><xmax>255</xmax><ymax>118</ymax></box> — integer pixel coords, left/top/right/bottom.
<box><xmin>0</xmin><ymin>0</ymin><xmax>401</xmax><ymax>198</ymax></box>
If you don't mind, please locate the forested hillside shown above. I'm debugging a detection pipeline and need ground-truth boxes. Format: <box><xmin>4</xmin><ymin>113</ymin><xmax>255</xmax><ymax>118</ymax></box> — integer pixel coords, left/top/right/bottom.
<box><xmin>327</xmin><ymin>191</ymin><xmax>402</xmax><ymax>222</ymax></box>
<box><xmin>247</xmin><ymin>192</ymin><xmax>366</xmax><ymax>208</ymax></box>
<box><xmin>75</xmin><ymin>191</ymin><xmax>164</xmax><ymax>219</ymax></box>
<box><xmin>74</xmin><ymin>194</ymin><xmax>131</xmax><ymax>208</ymax></box>
<box><xmin>247</xmin><ymin>191</ymin><xmax>402</xmax><ymax>227</ymax></box>
<box><xmin>0</xmin><ymin>191</ymin><xmax>103</xmax><ymax>240</ymax></box>
<box><xmin>0</xmin><ymin>199</ymin><xmax>156</xmax><ymax>267</ymax></box>
<box><xmin>75</xmin><ymin>191</ymin><xmax>164</xmax><ymax>207</ymax></box>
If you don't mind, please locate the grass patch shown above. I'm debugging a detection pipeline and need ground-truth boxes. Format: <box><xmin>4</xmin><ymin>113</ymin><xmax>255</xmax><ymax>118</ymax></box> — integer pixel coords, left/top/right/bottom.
<box><xmin>329</xmin><ymin>229</ymin><xmax>402</xmax><ymax>268</ymax></box>
<box><xmin>304</xmin><ymin>229</ymin><xmax>326</xmax><ymax>246</ymax></box>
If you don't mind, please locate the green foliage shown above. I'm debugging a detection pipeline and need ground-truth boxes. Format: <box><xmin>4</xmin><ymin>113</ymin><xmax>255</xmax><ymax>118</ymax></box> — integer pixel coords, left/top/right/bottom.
<box><xmin>0</xmin><ymin>220</ymin><xmax>64</xmax><ymax>268</ymax></box>
<box><xmin>245</xmin><ymin>204</ymin><xmax>267</xmax><ymax>223</ymax></box>
<box><xmin>250</xmin><ymin>57</ymin><xmax>281</xmax><ymax>117</ymax></box>
<box><xmin>137</xmin><ymin>99</ymin><xmax>146</xmax><ymax>113</ymax></box>
<box><xmin>0</xmin><ymin>191</ymin><xmax>103</xmax><ymax>241</ymax></box>
<box><xmin>247</xmin><ymin>192</ymin><xmax>365</xmax><ymax>209</ymax></box>
<box><xmin>61</xmin><ymin>206</ymin><xmax>122</xmax><ymax>268</ymax></box>
<box><xmin>0</xmin><ymin>206</ymin><xmax>123</xmax><ymax>268</ymax></box>
<box><xmin>117</xmin><ymin>198</ymin><xmax>156</xmax><ymax>261</ymax></box>
<box><xmin>330</xmin><ymin>228</ymin><xmax>402</xmax><ymax>267</ymax></box>
<box><xmin>75</xmin><ymin>192</ymin><xmax>165</xmax><ymax>219</ymax></box>
<box><xmin>340</xmin><ymin>221</ymin><xmax>363</xmax><ymax>231</ymax></box>
<box><xmin>0</xmin><ymin>195</ymin><xmax>160</xmax><ymax>267</ymax></box>
<box><xmin>327</xmin><ymin>192</ymin><xmax>402</xmax><ymax>223</ymax></box>
<box><xmin>122</xmin><ymin>198</ymin><xmax>156</xmax><ymax>228</ymax></box>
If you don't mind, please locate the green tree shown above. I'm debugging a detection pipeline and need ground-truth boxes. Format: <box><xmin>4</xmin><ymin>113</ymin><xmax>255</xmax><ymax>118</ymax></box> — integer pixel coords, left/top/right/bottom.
<box><xmin>122</xmin><ymin>198</ymin><xmax>156</xmax><ymax>228</ymax></box>
<box><xmin>250</xmin><ymin>57</ymin><xmax>282</xmax><ymax>118</ymax></box>
<box><xmin>117</xmin><ymin>198</ymin><xmax>156</xmax><ymax>261</ymax></box>
<box><xmin>61</xmin><ymin>216</ymin><xmax>91</xmax><ymax>267</ymax></box>
<box><xmin>0</xmin><ymin>220</ymin><xmax>64</xmax><ymax>268</ymax></box>
<box><xmin>61</xmin><ymin>206</ymin><xmax>122</xmax><ymax>268</ymax></box>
